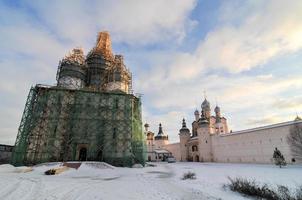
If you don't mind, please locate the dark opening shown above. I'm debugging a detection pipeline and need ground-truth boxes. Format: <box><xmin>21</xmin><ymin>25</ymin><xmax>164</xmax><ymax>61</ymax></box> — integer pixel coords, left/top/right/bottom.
<box><xmin>79</xmin><ymin>148</ymin><xmax>87</xmax><ymax>161</ymax></box>
<box><xmin>148</xmin><ymin>156</ymin><xmax>151</xmax><ymax>161</ymax></box>
<box><xmin>97</xmin><ymin>149</ymin><xmax>103</xmax><ymax>161</ymax></box>
<box><xmin>113</xmin><ymin>128</ymin><xmax>116</xmax><ymax>139</ymax></box>
<box><xmin>195</xmin><ymin>155</ymin><xmax>199</xmax><ymax>162</ymax></box>
<box><xmin>292</xmin><ymin>158</ymin><xmax>296</xmax><ymax>163</ymax></box>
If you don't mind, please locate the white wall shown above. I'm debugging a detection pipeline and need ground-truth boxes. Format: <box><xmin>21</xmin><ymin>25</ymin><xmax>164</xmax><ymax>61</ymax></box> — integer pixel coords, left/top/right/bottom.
<box><xmin>168</xmin><ymin>120</ymin><xmax>302</xmax><ymax>164</ymax></box>
<box><xmin>211</xmin><ymin>121</ymin><xmax>301</xmax><ymax>164</ymax></box>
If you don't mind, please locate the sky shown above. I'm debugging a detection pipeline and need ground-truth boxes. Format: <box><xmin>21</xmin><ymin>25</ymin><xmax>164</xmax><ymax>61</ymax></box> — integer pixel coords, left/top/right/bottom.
<box><xmin>0</xmin><ymin>0</ymin><xmax>302</xmax><ymax>145</ymax></box>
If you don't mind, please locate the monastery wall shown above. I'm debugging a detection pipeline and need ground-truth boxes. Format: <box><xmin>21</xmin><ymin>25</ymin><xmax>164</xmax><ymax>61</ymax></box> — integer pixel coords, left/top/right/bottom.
<box><xmin>164</xmin><ymin>143</ymin><xmax>181</xmax><ymax>161</ymax></box>
<box><xmin>211</xmin><ymin>121</ymin><xmax>301</xmax><ymax>164</ymax></box>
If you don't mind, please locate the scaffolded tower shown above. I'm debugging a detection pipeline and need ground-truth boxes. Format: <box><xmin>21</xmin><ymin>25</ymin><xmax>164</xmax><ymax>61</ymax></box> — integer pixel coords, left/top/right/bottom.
<box><xmin>11</xmin><ymin>32</ymin><xmax>146</xmax><ymax>167</ymax></box>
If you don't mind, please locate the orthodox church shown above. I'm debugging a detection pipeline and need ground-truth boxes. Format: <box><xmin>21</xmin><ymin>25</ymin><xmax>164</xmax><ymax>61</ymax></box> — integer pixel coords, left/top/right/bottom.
<box><xmin>146</xmin><ymin>98</ymin><xmax>302</xmax><ymax>164</ymax></box>
<box><xmin>145</xmin><ymin>123</ymin><xmax>172</xmax><ymax>161</ymax></box>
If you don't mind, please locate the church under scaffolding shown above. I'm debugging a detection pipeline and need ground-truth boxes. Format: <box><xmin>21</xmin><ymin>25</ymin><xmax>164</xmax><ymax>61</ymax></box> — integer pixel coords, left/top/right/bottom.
<box><xmin>11</xmin><ymin>32</ymin><xmax>146</xmax><ymax>167</ymax></box>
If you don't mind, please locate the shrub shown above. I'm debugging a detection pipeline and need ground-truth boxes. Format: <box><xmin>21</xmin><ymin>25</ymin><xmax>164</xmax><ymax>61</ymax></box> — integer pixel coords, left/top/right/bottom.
<box><xmin>224</xmin><ymin>177</ymin><xmax>302</xmax><ymax>200</ymax></box>
<box><xmin>44</xmin><ymin>169</ymin><xmax>56</xmax><ymax>175</ymax></box>
<box><xmin>273</xmin><ymin>147</ymin><xmax>287</xmax><ymax>168</ymax></box>
<box><xmin>182</xmin><ymin>171</ymin><xmax>196</xmax><ymax>180</ymax></box>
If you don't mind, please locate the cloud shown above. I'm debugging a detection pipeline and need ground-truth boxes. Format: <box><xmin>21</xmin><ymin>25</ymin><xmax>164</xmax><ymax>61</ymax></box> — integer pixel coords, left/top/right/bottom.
<box><xmin>139</xmin><ymin>69</ymin><xmax>302</xmax><ymax>142</ymax></box>
<box><xmin>245</xmin><ymin>115</ymin><xmax>281</xmax><ymax>126</ymax></box>
<box><xmin>23</xmin><ymin>0</ymin><xmax>197</xmax><ymax>46</ymax></box>
<box><xmin>196</xmin><ymin>0</ymin><xmax>302</xmax><ymax>73</ymax></box>
<box><xmin>0</xmin><ymin>0</ymin><xmax>198</xmax><ymax>144</ymax></box>
<box><xmin>272</xmin><ymin>96</ymin><xmax>302</xmax><ymax>110</ymax></box>
<box><xmin>1</xmin><ymin>0</ymin><xmax>301</xmax><ymax>145</ymax></box>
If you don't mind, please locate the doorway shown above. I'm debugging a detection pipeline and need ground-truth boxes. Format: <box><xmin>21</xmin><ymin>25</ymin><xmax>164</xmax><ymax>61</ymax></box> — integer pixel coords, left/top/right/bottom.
<box><xmin>97</xmin><ymin>149</ymin><xmax>103</xmax><ymax>161</ymax></box>
<box><xmin>195</xmin><ymin>155</ymin><xmax>200</xmax><ymax>162</ymax></box>
<box><xmin>79</xmin><ymin>147</ymin><xmax>87</xmax><ymax>161</ymax></box>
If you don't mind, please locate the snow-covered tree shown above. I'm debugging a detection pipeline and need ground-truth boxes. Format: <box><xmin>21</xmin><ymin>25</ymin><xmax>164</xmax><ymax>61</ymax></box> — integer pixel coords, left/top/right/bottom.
<box><xmin>287</xmin><ymin>121</ymin><xmax>302</xmax><ymax>162</ymax></box>
<box><xmin>273</xmin><ymin>148</ymin><xmax>287</xmax><ymax>168</ymax></box>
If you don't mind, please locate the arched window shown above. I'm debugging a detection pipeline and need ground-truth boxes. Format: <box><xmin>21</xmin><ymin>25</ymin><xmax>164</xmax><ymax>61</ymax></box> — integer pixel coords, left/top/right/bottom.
<box><xmin>192</xmin><ymin>145</ymin><xmax>198</xmax><ymax>152</ymax></box>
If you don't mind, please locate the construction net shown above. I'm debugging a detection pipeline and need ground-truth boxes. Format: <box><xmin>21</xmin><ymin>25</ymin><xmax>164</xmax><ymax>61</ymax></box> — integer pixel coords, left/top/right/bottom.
<box><xmin>11</xmin><ymin>85</ymin><xmax>146</xmax><ymax>167</ymax></box>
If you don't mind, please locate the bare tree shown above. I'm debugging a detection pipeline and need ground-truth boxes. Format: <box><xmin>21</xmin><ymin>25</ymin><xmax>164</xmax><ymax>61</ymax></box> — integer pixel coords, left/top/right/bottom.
<box><xmin>287</xmin><ymin>122</ymin><xmax>302</xmax><ymax>161</ymax></box>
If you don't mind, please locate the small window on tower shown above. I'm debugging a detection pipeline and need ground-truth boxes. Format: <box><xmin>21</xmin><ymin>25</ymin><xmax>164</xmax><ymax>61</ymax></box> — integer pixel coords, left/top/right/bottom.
<box><xmin>115</xmin><ymin>99</ymin><xmax>119</xmax><ymax>109</ymax></box>
<box><xmin>113</xmin><ymin>128</ymin><xmax>116</xmax><ymax>139</ymax></box>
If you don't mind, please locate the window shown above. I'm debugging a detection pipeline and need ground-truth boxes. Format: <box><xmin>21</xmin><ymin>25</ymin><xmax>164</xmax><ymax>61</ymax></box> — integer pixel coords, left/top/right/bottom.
<box><xmin>115</xmin><ymin>99</ymin><xmax>119</xmax><ymax>109</ymax></box>
<box><xmin>113</xmin><ymin>128</ymin><xmax>116</xmax><ymax>139</ymax></box>
<box><xmin>192</xmin><ymin>145</ymin><xmax>198</xmax><ymax>152</ymax></box>
<box><xmin>52</xmin><ymin>125</ymin><xmax>57</xmax><ymax>138</ymax></box>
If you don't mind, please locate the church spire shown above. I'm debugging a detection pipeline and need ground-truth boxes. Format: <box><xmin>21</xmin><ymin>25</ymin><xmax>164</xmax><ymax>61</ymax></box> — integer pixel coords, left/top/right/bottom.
<box><xmin>158</xmin><ymin>123</ymin><xmax>163</xmax><ymax>135</ymax></box>
<box><xmin>180</xmin><ymin>118</ymin><xmax>190</xmax><ymax>133</ymax></box>
<box><xmin>182</xmin><ymin>118</ymin><xmax>187</xmax><ymax>128</ymax></box>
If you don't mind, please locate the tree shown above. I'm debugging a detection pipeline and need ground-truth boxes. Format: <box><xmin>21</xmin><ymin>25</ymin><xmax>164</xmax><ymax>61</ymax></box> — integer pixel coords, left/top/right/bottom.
<box><xmin>287</xmin><ymin>122</ymin><xmax>302</xmax><ymax>162</ymax></box>
<box><xmin>273</xmin><ymin>147</ymin><xmax>287</xmax><ymax>168</ymax></box>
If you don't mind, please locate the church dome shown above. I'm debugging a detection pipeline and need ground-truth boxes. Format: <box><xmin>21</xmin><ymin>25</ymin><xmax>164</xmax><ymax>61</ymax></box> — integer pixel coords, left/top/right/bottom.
<box><xmin>201</xmin><ymin>98</ymin><xmax>210</xmax><ymax>109</ymax></box>
<box><xmin>214</xmin><ymin>105</ymin><xmax>220</xmax><ymax>113</ymax></box>
<box><xmin>194</xmin><ymin>109</ymin><xmax>199</xmax><ymax>115</ymax></box>
<box><xmin>154</xmin><ymin>123</ymin><xmax>168</xmax><ymax>140</ymax></box>
<box><xmin>180</xmin><ymin>118</ymin><xmax>190</xmax><ymax>132</ymax></box>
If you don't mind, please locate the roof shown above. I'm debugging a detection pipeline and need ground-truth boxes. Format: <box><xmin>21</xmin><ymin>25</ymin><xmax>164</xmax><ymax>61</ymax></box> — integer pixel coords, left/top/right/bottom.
<box><xmin>154</xmin><ymin>149</ymin><xmax>171</xmax><ymax>154</ymax></box>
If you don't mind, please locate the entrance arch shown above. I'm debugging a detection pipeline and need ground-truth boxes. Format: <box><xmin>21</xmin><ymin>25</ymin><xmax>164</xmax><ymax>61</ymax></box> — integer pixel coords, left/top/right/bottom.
<box><xmin>97</xmin><ymin>149</ymin><xmax>103</xmax><ymax>161</ymax></box>
<box><xmin>79</xmin><ymin>147</ymin><xmax>87</xmax><ymax>161</ymax></box>
<box><xmin>195</xmin><ymin>155</ymin><xmax>200</xmax><ymax>162</ymax></box>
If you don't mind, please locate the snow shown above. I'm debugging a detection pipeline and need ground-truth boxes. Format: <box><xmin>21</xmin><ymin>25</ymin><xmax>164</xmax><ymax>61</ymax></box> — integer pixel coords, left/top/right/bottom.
<box><xmin>0</xmin><ymin>162</ymin><xmax>301</xmax><ymax>200</ymax></box>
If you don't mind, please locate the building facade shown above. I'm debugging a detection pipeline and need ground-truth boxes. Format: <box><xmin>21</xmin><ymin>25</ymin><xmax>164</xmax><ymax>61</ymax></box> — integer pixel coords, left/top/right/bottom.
<box><xmin>145</xmin><ymin>123</ymin><xmax>172</xmax><ymax>161</ymax></box>
<box><xmin>154</xmin><ymin>98</ymin><xmax>302</xmax><ymax>164</ymax></box>
<box><xmin>0</xmin><ymin>144</ymin><xmax>14</xmax><ymax>164</ymax></box>
<box><xmin>11</xmin><ymin>32</ymin><xmax>146</xmax><ymax>167</ymax></box>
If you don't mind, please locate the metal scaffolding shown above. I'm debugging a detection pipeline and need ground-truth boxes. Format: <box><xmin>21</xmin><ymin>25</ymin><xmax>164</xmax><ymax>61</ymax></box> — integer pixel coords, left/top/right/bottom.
<box><xmin>11</xmin><ymin>85</ymin><xmax>146</xmax><ymax>167</ymax></box>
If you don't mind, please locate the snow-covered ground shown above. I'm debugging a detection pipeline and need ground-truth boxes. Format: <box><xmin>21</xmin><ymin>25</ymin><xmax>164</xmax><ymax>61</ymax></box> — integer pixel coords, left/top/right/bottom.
<box><xmin>0</xmin><ymin>162</ymin><xmax>301</xmax><ymax>200</ymax></box>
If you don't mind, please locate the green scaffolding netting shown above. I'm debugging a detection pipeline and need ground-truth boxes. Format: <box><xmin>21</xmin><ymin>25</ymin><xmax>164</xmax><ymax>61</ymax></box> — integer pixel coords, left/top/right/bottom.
<box><xmin>11</xmin><ymin>85</ymin><xmax>146</xmax><ymax>167</ymax></box>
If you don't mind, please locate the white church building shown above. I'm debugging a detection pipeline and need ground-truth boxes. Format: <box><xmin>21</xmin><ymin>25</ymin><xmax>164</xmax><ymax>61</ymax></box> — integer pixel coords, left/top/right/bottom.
<box><xmin>145</xmin><ymin>98</ymin><xmax>302</xmax><ymax>164</ymax></box>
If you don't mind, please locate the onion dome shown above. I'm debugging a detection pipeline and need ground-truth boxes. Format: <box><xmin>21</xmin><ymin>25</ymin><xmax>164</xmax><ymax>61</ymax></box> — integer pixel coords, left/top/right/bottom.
<box><xmin>144</xmin><ymin>123</ymin><xmax>150</xmax><ymax>128</ymax></box>
<box><xmin>56</xmin><ymin>48</ymin><xmax>86</xmax><ymax>89</ymax></box>
<box><xmin>106</xmin><ymin>55</ymin><xmax>132</xmax><ymax>93</ymax></box>
<box><xmin>154</xmin><ymin>123</ymin><xmax>168</xmax><ymax>140</ymax></box>
<box><xmin>214</xmin><ymin>105</ymin><xmax>220</xmax><ymax>113</ymax></box>
<box><xmin>194</xmin><ymin>109</ymin><xmax>199</xmax><ymax>115</ymax></box>
<box><xmin>180</xmin><ymin>118</ymin><xmax>190</xmax><ymax>132</ymax></box>
<box><xmin>201</xmin><ymin>98</ymin><xmax>210</xmax><ymax>109</ymax></box>
<box><xmin>86</xmin><ymin>32</ymin><xmax>114</xmax><ymax>69</ymax></box>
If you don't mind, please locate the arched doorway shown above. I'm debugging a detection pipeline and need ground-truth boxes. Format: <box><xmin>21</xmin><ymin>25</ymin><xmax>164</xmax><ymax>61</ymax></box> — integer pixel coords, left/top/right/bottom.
<box><xmin>97</xmin><ymin>149</ymin><xmax>103</xmax><ymax>161</ymax></box>
<box><xmin>195</xmin><ymin>155</ymin><xmax>199</xmax><ymax>162</ymax></box>
<box><xmin>79</xmin><ymin>148</ymin><xmax>87</xmax><ymax>161</ymax></box>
